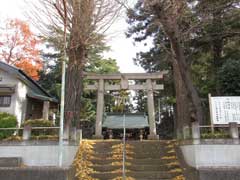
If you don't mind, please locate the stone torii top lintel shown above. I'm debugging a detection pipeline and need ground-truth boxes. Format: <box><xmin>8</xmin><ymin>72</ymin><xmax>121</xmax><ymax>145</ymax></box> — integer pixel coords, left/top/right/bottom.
<box><xmin>83</xmin><ymin>71</ymin><xmax>168</xmax><ymax>80</ymax></box>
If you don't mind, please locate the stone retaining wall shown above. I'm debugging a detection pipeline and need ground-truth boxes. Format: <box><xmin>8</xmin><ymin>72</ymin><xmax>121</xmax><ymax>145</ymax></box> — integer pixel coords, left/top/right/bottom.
<box><xmin>0</xmin><ymin>141</ymin><xmax>78</xmax><ymax>167</ymax></box>
<box><xmin>0</xmin><ymin>166</ymin><xmax>76</xmax><ymax>180</ymax></box>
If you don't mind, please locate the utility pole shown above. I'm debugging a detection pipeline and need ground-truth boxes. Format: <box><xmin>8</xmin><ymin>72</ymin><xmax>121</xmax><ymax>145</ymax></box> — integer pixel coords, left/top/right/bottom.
<box><xmin>122</xmin><ymin>97</ymin><xmax>126</xmax><ymax>180</ymax></box>
<box><xmin>157</xmin><ymin>98</ymin><xmax>161</xmax><ymax>124</ymax></box>
<box><xmin>59</xmin><ymin>0</ymin><xmax>67</xmax><ymax>167</ymax></box>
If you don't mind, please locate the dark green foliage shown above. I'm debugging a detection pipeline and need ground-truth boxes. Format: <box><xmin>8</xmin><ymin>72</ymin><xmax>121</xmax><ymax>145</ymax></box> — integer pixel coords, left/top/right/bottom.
<box><xmin>0</xmin><ymin>113</ymin><xmax>17</xmax><ymax>140</ymax></box>
<box><xmin>85</xmin><ymin>58</ymin><xmax>119</xmax><ymax>74</ymax></box>
<box><xmin>127</xmin><ymin>1</ymin><xmax>171</xmax><ymax>73</ymax></box>
<box><xmin>201</xmin><ymin>133</ymin><xmax>230</xmax><ymax>139</ymax></box>
<box><xmin>30</xmin><ymin>135</ymin><xmax>58</xmax><ymax>140</ymax></box>
<box><xmin>127</xmin><ymin>1</ymin><xmax>240</xmax><ymax>134</ymax></box>
<box><xmin>191</xmin><ymin>53</ymin><xmax>216</xmax><ymax>97</ymax></box>
<box><xmin>201</xmin><ymin>131</ymin><xmax>230</xmax><ymax>139</ymax></box>
<box><xmin>38</xmin><ymin>67</ymin><xmax>61</xmax><ymax>99</ymax></box>
<box><xmin>23</xmin><ymin>119</ymin><xmax>55</xmax><ymax>136</ymax></box>
<box><xmin>218</xmin><ymin>60</ymin><xmax>240</xmax><ymax>95</ymax></box>
<box><xmin>38</xmin><ymin>50</ymin><xmax>62</xmax><ymax>99</ymax></box>
<box><xmin>133</xmin><ymin>90</ymin><xmax>147</xmax><ymax>113</ymax></box>
<box><xmin>38</xmin><ymin>28</ymin><xmax>66</xmax><ymax>99</ymax></box>
<box><xmin>127</xmin><ymin>0</ymin><xmax>240</xmax><ymax>97</ymax></box>
<box><xmin>79</xmin><ymin>97</ymin><xmax>96</xmax><ymax>122</ymax></box>
<box><xmin>85</xmin><ymin>40</ymin><xmax>119</xmax><ymax>74</ymax></box>
<box><xmin>127</xmin><ymin>1</ymin><xmax>180</xmax><ymax>136</ymax></box>
<box><xmin>157</xmin><ymin>111</ymin><xmax>175</xmax><ymax>139</ymax></box>
<box><xmin>126</xmin><ymin>0</ymin><xmax>175</xmax><ymax>108</ymax></box>
<box><xmin>190</xmin><ymin>0</ymin><xmax>240</xmax><ymax>95</ymax></box>
<box><xmin>23</xmin><ymin>119</ymin><xmax>53</xmax><ymax>127</ymax></box>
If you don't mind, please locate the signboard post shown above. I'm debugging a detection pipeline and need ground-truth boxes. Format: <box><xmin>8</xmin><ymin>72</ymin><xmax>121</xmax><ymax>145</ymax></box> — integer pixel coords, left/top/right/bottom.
<box><xmin>208</xmin><ymin>94</ymin><xmax>215</xmax><ymax>133</ymax></box>
<box><xmin>209</xmin><ymin>95</ymin><xmax>240</xmax><ymax>125</ymax></box>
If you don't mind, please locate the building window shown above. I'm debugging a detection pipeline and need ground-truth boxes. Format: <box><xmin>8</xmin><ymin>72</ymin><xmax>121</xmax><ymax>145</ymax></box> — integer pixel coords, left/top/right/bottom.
<box><xmin>0</xmin><ymin>96</ymin><xmax>11</xmax><ymax>107</ymax></box>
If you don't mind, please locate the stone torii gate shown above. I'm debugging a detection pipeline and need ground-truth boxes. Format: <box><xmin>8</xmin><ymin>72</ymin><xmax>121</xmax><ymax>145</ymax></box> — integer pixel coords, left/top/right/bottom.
<box><xmin>84</xmin><ymin>72</ymin><xmax>167</xmax><ymax>140</ymax></box>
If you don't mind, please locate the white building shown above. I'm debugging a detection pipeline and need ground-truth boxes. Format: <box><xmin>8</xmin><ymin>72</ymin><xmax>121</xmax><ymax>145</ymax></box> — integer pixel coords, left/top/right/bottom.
<box><xmin>0</xmin><ymin>61</ymin><xmax>58</xmax><ymax>125</ymax></box>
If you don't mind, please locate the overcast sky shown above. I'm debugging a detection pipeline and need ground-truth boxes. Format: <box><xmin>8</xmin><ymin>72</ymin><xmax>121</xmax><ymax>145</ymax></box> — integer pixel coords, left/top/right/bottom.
<box><xmin>0</xmin><ymin>0</ymin><xmax>150</xmax><ymax>73</ymax></box>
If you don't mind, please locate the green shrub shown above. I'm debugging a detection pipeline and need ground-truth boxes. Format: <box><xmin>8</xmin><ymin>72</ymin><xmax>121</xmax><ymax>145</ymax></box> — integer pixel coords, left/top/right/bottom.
<box><xmin>23</xmin><ymin>119</ymin><xmax>53</xmax><ymax>127</ymax></box>
<box><xmin>0</xmin><ymin>112</ymin><xmax>18</xmax><ymax>140</ymax></box>
<box><xmin>30</xmin><ymin>135</ymin><xmax>58</xmax><ymax>140</ymax></box>
<box><xmin>201</xmin><ymin>132</ymin><xmax>230</xmax><ymax>139</ymax></box>
<box><xmin>22</xmin><ymin>119</ymin><xmax>55</xmax><ymax>136</ymax></box>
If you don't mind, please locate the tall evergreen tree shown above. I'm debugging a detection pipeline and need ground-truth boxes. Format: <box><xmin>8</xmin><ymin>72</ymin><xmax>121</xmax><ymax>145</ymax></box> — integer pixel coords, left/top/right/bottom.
<box><xmin>127</xmin><ymin>0</ymin><xmax>240</xmax><ymax>136</ymax></box>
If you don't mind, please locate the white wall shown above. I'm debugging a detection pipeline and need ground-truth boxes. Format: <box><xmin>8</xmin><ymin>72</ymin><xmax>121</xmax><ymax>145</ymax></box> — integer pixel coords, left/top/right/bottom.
<box><xmin>181</xmin><ymin>144</ymin><xmax>240</xmax><ymax>168</ymax></box>
<box><xmin>0</xmin><ymin>69</ymin><xmax>28</xmax><ymax>125</ymax></box>
<box><xmin>0</xmin><ymin>145</ymin><xmax>78</xmax><ymax>167</ymax></box>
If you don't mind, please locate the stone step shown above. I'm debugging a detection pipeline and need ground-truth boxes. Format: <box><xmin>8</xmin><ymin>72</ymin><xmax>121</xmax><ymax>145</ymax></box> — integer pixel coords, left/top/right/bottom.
<box><xmin>93</xmin><ymin>145</ymin><xmax>175</xmax><ymax>153</ymax></box>
<box><xmin>128</xmin><ymin>141</ymin><xmax>176</xmax><ymax>146</ymax></box>
<box><xmin>92</xmin><ymin>141</ymin><xmax>175</xmax><ymax>147</ymax></box>
<box><xmin>90</xmin><ymin>158</ymin><xmax>174</xmax><ymax>165</ymax></box>
<box><xmin>92</xmin><ymin>151</ymin><xmax>175</xmax><ymax>158</ymax></box>
<box><xmin>91</xmin><ymin>171</ymin><xmax>177</xmax><ymax>180</ymax></box>
<box><xmin>93</xmin><ymin>141</ymin><xmax>121</xmax><ymax>147</ymax></box>
<box><xmin>94</xmin><ymin>144</ymin><xmax>173</xmax><ymax>149</ymax></box>
<box><xmin>0</xmin><ymin>157</ymin><xmax>22</xmax><ymax>167</ymax></box>
<box><xmin>91</xmin><ymin>163</ymin><xmax>180</xmax><ymax>172</ymax></box>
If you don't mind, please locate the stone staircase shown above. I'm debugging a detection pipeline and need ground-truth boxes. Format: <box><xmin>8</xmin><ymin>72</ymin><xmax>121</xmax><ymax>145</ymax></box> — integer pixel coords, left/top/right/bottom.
<box><xmin>75</xmin><ymin>140</ymin><xmax>185</xmax><ymax>180</ymax></box>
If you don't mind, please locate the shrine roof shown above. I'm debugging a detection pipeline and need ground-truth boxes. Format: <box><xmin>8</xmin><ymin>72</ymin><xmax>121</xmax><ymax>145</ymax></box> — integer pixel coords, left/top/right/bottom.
<box><xmin>103</xmin><ymin>113</ymin><xmax>149</xmax><ymax>129</ymax></box>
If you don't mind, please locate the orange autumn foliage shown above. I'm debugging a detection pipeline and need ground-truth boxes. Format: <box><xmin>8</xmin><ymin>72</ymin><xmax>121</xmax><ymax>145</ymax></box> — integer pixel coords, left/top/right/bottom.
<box><xmin>0</xmin><ymin>19</ymin><xmax>43</xmax><ymax>80</ymax></box>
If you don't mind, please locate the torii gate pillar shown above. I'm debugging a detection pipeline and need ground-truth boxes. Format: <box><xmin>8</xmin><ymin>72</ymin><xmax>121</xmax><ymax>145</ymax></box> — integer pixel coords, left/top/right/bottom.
<box><xmin>92</xmin><ymin>79</ymin><xmax>104</xmax><ymax>139</ymax></box>
<box><xmin>147</xmin><ymin>79</ymin><xmax>159</xmax><ymax>140</ymax></box>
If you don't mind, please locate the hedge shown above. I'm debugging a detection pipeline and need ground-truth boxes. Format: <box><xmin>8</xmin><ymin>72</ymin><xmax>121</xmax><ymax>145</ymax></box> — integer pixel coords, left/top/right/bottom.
<box><xmin>22</xmin><ymin>119</ymin><xmax>55</xmax><ymax>136</ymax></box>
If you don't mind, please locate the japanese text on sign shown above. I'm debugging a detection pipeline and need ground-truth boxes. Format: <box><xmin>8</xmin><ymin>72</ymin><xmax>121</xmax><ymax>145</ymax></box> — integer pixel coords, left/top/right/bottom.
<box><xmin>210</xmin><ymin>96</ymin><xmax>240</xmax><ymax>124</ymax></box>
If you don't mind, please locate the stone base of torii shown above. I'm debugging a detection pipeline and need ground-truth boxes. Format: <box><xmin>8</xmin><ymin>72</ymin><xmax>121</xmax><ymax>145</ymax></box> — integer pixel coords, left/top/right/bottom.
<box><xmin>84</xmin><ymin>72</ymin><xmax>168</xmax><ymax>140</ymax></box>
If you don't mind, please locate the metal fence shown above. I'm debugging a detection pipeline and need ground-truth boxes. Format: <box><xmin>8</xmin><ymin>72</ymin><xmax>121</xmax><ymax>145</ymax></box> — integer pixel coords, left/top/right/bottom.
<box><xmin>0</xmin><ymin>127</ymin><xmax>60</xmax><ymax>140</ymax></box>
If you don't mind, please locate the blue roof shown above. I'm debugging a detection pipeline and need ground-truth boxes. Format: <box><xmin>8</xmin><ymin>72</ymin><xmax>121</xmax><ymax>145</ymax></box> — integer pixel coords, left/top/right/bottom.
<box><xmin>103</xmin><ymin>113</ymin><xmax>149</xmax><ymax>129</ymax></box>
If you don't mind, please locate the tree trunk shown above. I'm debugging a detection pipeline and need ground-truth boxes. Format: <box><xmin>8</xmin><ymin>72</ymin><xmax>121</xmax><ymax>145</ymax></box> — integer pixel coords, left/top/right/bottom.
<box><xmin>169</xmin><ymin>33</ymin><xmax>204</xmax><ymax>124</ymax></box>
<box><xmin>64</xmin><ymin>0</ymin><xmax>93</xmax><ymax>138</ymax></box>
<box><xmin>172</xmin><ymin>60</ymin><xmax>190</xmax><ymax>138</ymax></box>
<box><xmin>161</xmin><ymin>23</ymin><xmax>203</xmax><ymax>124</ymax></box>
<box><xmin>143</xmin><ymin>0</ymin><xmax>204</xmax><ymax>124</ymax></box>
<box><xmin>65</xmin><ymin>46</ymin><xmax>85</xmax><ymax>132</ymax></box>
